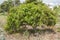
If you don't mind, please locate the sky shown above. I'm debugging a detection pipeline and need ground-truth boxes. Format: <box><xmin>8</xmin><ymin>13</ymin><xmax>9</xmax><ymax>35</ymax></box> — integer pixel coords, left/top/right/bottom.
<box><xmin>0</xmin><ymin>0</ymin><xmax>60</xmax><ymax>6</ymax></box>
<box><xmin>43</xmin><ymin>0</ymin><xmax>60</xmax><ymax>6</ymax></box>
<box><xmin>0</xmin><ymin>0</ymin><xmax>4</xmax><ymax>4</ymax></box>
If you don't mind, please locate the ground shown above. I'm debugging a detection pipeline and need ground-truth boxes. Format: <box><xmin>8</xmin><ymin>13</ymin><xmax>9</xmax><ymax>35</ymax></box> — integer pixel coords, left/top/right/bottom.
<box><xmin>0</xmin><ymin>15</ymin><xmax>60</xmax><ymax>40</ymax></box>
<box><xmin>5</xmin><ymin>32</ymin><xmax>60</xmax><ymax>40</ymax></box>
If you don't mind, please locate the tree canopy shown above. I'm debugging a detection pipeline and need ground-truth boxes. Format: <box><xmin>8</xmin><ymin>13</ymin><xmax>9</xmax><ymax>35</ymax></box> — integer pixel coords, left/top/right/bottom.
<box><xmin>4</xmin><ymin>1</ymin><xmax>56</xmax><ymax>33</ymax></box>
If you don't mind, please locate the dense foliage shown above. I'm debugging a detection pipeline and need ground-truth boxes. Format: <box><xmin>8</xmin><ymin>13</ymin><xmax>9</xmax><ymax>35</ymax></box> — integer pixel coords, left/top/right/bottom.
<box><xmin>4</xmin><ymin>2</ymin><xmax>56</xmax><ymax>33</ymax></box>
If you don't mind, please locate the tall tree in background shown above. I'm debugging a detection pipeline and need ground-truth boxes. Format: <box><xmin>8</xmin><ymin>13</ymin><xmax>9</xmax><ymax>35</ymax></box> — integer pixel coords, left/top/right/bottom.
<box><xmin>15</xmin><ymin>0</ymin><xmax>20</xmax><ymax>6</ymax></box>
<box><xmin>0</xmin><ymin>1</ymin><xmax>9</xmax><ymax>12</ymax></box>
<box><xmin>8</xmin><ymin>0</ymin><xmax>20</xmax><ymax>6</ymax></box>
<box><xmin>25</xmin><ymin>0</ymin><xmax>42</xmax><ymax>3</ymax></box>
<box><xmin>25</xmin><ymin>0</ymin><xmax>37</xmax><ymax>3</ymax></box>
<box><xmin>0</xmin><ymin>1</ymin><xmax>14</xmax><ymax>12</ymax></box>
<box><xmin>0</xmin><ymin>0</ymin><xmax>20</xmax><ymax>13</ymax></box>
<box><xmin>25</xmin><ymin>0</ymin><xmax>45</xmax><ymax>5</ymax></box>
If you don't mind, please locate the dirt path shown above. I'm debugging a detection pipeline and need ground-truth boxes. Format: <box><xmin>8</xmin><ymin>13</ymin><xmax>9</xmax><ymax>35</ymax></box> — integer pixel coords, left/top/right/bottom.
<box><xmin>5</xmin><ymin>32</ymin><xmax>60</xmax><ymax>40</ymax></box>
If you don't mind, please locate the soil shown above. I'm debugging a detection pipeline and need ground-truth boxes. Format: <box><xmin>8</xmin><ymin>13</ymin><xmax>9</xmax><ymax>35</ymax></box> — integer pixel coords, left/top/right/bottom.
<box><xmin>5</xmin><ymin>32</ymin><xmax>60</xmax><ymax>40</ymax></box>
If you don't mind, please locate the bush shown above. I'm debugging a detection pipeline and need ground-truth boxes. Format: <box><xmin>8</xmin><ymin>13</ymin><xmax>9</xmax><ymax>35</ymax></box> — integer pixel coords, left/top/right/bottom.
<box><xmin>4</xmin><ymin>3</ymin><xmax>56</xmax><ymax>33</ymax></box>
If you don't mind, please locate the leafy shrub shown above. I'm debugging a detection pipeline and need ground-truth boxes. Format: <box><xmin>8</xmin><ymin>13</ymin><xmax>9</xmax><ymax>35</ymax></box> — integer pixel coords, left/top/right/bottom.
<box><xmin>4</xmin><ymin>3</ymin><xmax>56</xmax><ymax>33</ymax></box>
